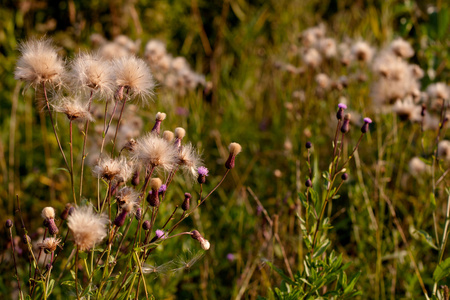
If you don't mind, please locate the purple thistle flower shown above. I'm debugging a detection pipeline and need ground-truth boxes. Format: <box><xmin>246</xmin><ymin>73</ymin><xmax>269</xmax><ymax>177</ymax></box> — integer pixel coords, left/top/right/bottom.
<box><xmin>198</xmin><ymin>166</ymin><xmax>209</xmax><ymax>176</ymax></box>
<box><xmin>226</xmin><ymin>253</ymin><xmax>235</xmax><ymax>261</ymax></box>
<box><xmin>338</xmin><ymin>103</ymin><xmax>347</xmax><ymax>109</ymax></box>
<box><xmin>363</xmin><ymin>117</ymin><xmax>372</xmax><ymax>124</ymax></box>
<box><xmin>158</xmin><ymin>184</ymin><xmax>167</xmax><ymax>193</ymax></box>
<box><xmin>155</xmin><ymin>229</ymin><xmax>165</xmax><ymax>239</ymax></box>
<box><xmin>361</xmin><ymin>117</ymin><xmax>372</xmax><ymax>133</ymax></box>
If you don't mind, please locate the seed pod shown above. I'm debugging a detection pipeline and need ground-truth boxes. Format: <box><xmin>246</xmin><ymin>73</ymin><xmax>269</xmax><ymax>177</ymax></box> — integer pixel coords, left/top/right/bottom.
<box><xmin>60</xmin><ymin>204</ymin><xmax>72</xmax><ymax>220</ymax></box>
<box><xmin>47</xmin><ymin>219</ymin><xmax>59</xmax><ymax>235</ymax></box>
<box><xmin>132</xmin><ymin>169</ymin><xmax>140</xmax><ymax>186</ymax></box>
<box><xmin>305</xmin><ymin>179</ymin><xmax>312</xmax><ymax>187</ymax></box>
<box><xmin>142</xmin><ymin>220</ymin><xmax>151</xmax><ymax>231</ymax></box>
<box><xmin>135</xmin><ymin>207</ymin><xmax>142</xmax><ymax>220</ymax></box>
<box><xmin>114</xmin><ymin>210</ymin><xmax>128</xmax><ymax>227</ymax></box>
<box><xmin>5</xmin><ymin>219</ymin><xmax>13</xmax><ymax>229</ymax></box>
<box><xmin>182</xmin><ymin>193</ymin><xmax>191</xmax><ymax>211</ymax></box>
<box><xmin>340</xmin><ymin>114</ymin><xmax>351</xmax><ymax>133</ymax></box>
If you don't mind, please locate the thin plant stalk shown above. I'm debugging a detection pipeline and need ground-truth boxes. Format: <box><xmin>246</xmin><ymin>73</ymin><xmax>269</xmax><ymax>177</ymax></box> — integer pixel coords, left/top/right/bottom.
<box><xmin>433</xmin><ymin>191</ymin><xmax>450</xmax><ymax>295</ymax></box>
<box><xmin>42</xmin><ymin>82</ymin><xmax>69</xmax><ymax>170</ymax></box>
<box><xmin>69</xmin><ymin>120</ymin><xmax>77</xmax><ymax>205</ymax></box>
<box><xmin>75</xmin><ymin>248</ymin><xmax>81</xmax><ymax>300</ymax></box>
<box><xmin>111</xmin><ymin>97</ymin><xmax>127</xmax><ymax>156</ymax></box>
<box><xmin>79</xmin><ymin>91</ymin><xmax>94</xmax><ymax>199</ymax></box>
<box><xmin>8</xmin><ymin>226</ymin><xmax>23</xmax><ymax>300</ymax></box>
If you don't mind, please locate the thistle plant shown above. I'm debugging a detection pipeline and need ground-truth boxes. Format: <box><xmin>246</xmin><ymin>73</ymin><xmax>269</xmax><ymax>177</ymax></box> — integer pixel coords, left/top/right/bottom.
<box><xmin>258</xmin><ymin>103</ymin><xmax>372</xmax><ymax>299</ymax></box>
<box><xmin>6</xmin><ymin>37</ymin><xmax>241</xmax><ymax>299</ymax></box>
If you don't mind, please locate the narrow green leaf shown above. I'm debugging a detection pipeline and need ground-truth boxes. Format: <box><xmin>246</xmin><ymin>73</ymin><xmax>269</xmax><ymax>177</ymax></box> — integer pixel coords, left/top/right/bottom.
<box><xmin>433</xmin><ymin>257</ymin><xmax>450</xmax><ymax>282</ymax></box>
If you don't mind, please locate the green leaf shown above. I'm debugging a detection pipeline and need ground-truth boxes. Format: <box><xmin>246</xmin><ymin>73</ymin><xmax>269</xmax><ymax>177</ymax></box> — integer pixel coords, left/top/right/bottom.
<box><xmin>433</xmin><ymin>257</ymin><xmax>450</xmax><ymax>282</ymax></box>
<box><xmin>415</xmin><ymin>230</ymin><xmax>438</xmax><ymax>250</ymax></box>
<box><xmin>61</xmin><ymin>280</ymin><xmax>75</xmax><ymax>287</ymax></box>
<box><xmin>264</xmin><ymin>260</ymin><xmax>294</xmax><ymax>284</ymax></box>
<box><xmin>313</xmin><ymin>239</ymin><xmax>330</xmax><ymax>259</ymax></box>
<box><xmin>56</xmin><ymin>168</ymin><xmax>70</xmax><ymax>174</ymax></box>
<box><xmin>46</xmin><ymin>279</ymin><xmax>55</xmax><ymax>297</ymax></box>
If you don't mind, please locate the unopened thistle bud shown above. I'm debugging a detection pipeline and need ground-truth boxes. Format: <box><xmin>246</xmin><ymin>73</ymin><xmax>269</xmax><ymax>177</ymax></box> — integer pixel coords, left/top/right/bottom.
<box><xmin>60</xmin><ymin>204</ymin><xmax>72</xmax><ymax>220</ymax></box>
<box><xmin>336</xmin><ymin>103</ymin><xmax>347</xmax><ymax>120</ymax></box>
<box><xmin>114</xmin><ymin>210</ymin><xmax>128</xmax><ymax>227</ymax></box>
<box><xmin>132</xmin><ymin>168</ymin><xmax>140</xmax><ymax>186</ymax></box>
<box><xmin>197</xmin><ymin>166</ymin><xmax>209</xmax><ymax>184</ymax></box>
<box><xmin>340</xmin><ymin>114</ymin><xmax>351</xmax><ymax>133</ymax></box>
<box><xmin>22</xmin><ymin>234</ymin><xmax>31</xmax><ymax>245</ymax></box>
<box><xmin>182</xmin><ymin>193</ymin><xmax>191</xmax><ymax>211</ymax></box>
<box><xmin>5</xmin><ymin>219</ymin><xmax>13</xmax><ymax>229</ymax></box>
<box><xmin>47</xmin><ymin>219</ymin><xmax>59</xmax><ymax>235</ymax></box>
<box><xmin>147</xmin><ymin>178</ymin><xmax>162</xmax><ymax>207</ymax></box>
<box><xmin>225</xmin><ymin>142</ymin><xmax>242</xmax><ymax>169</ymax></box>
<box><xmin>46</xmin><ymin>263</ymin><xmax>52</xmax><ymax>271</ymax></box>
<box><xmin>305</xmin><ymin>179</ymin><xmax>312</xmax><ymax>187</ymax></box>
<box><xmin>142</xmin><ymin>220</ymin><xmax>151</xmax><ymax>231</ymax></box>
<box><xmin>151</xmin><ymin>112</ymin><xmax>166</xmax><ymax>135</ymax></box>
<box><xmin>361</xmin><ymin>117</ymin><xmax>372</xmax><ymax>134</ymax></box>
<box><xmin>305</xmin><ymin>141</ymin><xmax>312</xmax><ymax>149</ymax></box>
<box><xmin>135</xmin><ymin>207</ymin><xmax>142</xmax><ymax>220</ymax></box>
<box><xmin>174</xmin><ymin>127</ymin><xmax>186</xmax><ymax>148</ymax></box>
<box><xmin>341</xmin><ymin>173</ymin><xmax>349</xmax><ymax>181</ymax></box>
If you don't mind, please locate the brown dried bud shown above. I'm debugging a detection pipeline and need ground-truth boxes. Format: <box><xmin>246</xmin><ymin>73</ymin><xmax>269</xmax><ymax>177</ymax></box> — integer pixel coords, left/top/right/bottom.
<box><xmin>47</xmin><ymin>219</ymin><xmax>59</xmax><ymax>235</ymax></box>
<box><xmin>182</xmin><ymin>193</ymin><xmax>191</xmax><ymax>211</ymax></box>
<box><xmin>5</xmin><ymin>219</ymin><xmax>13</xmax><ymax>229</ymax></box>
<box><xmin>114</xmin><ymin>210</ymin><xmax>128</xmax><ymax>227</ymax></box>
<box><xmin>60</xmin><ymin>204</ymin><xmax>72</xmax><ymax>220</ymax></box>
<box><xmin>142</xmin><ymin>220</ymin><xmax>151</xmax><ymax>231</ymax></box>
<box><xmin>135</xmin><ymin>207</ymin><xmax>142</xmax><ymax>220</ymax></box>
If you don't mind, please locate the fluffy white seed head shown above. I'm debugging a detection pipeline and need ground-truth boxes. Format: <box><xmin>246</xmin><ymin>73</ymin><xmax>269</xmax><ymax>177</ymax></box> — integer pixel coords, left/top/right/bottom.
<box><xmin>93</xmin><ymin>156</ymin><xmax>132</xmax><ymax>182</ymax></box>
<box><xmin>392</xmin><ymin>98</ymin><xmax>422</xmax><ymax>121</ymax></box>
<box><xmin>37</xmin><ymin>237</ymin><xmax>61</xmax><ymax>253</ymax></box>
<box><xmin>389</xmin><ymin>38</ymin><xmax>414</xmax><ymax>59</ymax></box>
<box><xmin>303</xmin><ymin>48</ymin><xmax>322</xmax><ymax>68</ymax></box>
<box><xmin>54</xmin><ymin>96</ymin><xmax>94</xmax><ymax>122</ymax></box>
<box><xmin>178</xmin><ymin>143</ymin><xmax>203</xmax><ymax>178</ymax></box>
<box><xmin>67</xmin><ymin>206</ymin><xmax>108</xmax><ymax>251</ymax></box>
<box><xmin>427</xmin><ymin>83</ymin><xmax>449</xmax><ymax>101</ymax></box>
<box><xmin>41</xmin><ymin>207</ymin><xmax>55</xmax><ymax>219</ymax></box>
<box><xmin>132</xmin><ymin>134</ymin><xmax>179</xmax><ymax>171</ymax></box>
<box><xmin>116</xmin><ymin>186</ymin><xmax>140</xmax><ymax>208</ymax></box>
<box><xmin>163</xmin><ymin>130</ymin><xmax>174</xmax><ymax>142</ymax></box>
<box><xmin>155</xmin><ymin>112</ymin><xmax>166</xmax><ymax>121</ymax></box>
<box><xmin>438</xmin><ymin>140</ymin><xmax>450</xmax><ymax>161</ymax></box>
<box><xmin>409</xmin><ymin>157</ymin><xmax>430</xmax><ymax>177</ymax></box>
<box><xmin>70</xmin><ymin>52</ymin><xmax>114</xmax><ymax>98</ymax></box>
<box><xmin>352</xmin><ymin>41</ymin><xmax>374</xmax><ymax>63</ymax></box>
<box><xmin>145</xmin><ymin>39</ymin><xmax>167</xmax><ymax>62</ymax></box>
<box><xmin>112</xmin><ymin>56</ymin><xmax>155</xmax><ymax>104</ymax></box>
<box><xmin>174</xmin><ymin>127</ymin><xmax>186</xmax><ymax>139</ymax></box>
<box><xmin>15</xmin><ymin>38</ymin><xmax>66</xmax><ymax>88</ymax></box>
<box><xmin>229</xmin><ymin>142</ymin><xmax>242</xmax><ymax>156</ymax></box>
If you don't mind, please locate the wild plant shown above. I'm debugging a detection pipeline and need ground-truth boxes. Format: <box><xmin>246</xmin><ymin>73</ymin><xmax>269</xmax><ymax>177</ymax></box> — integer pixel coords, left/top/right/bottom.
<box><xmin>6</xmin><ymin>37</ymin><xmax>240</xmax><ymax>299</ymax></box>
<box><xmin>254</xmin><ymin>103</ymin><xmax>372</xmax><ymax>299</ymax></box>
